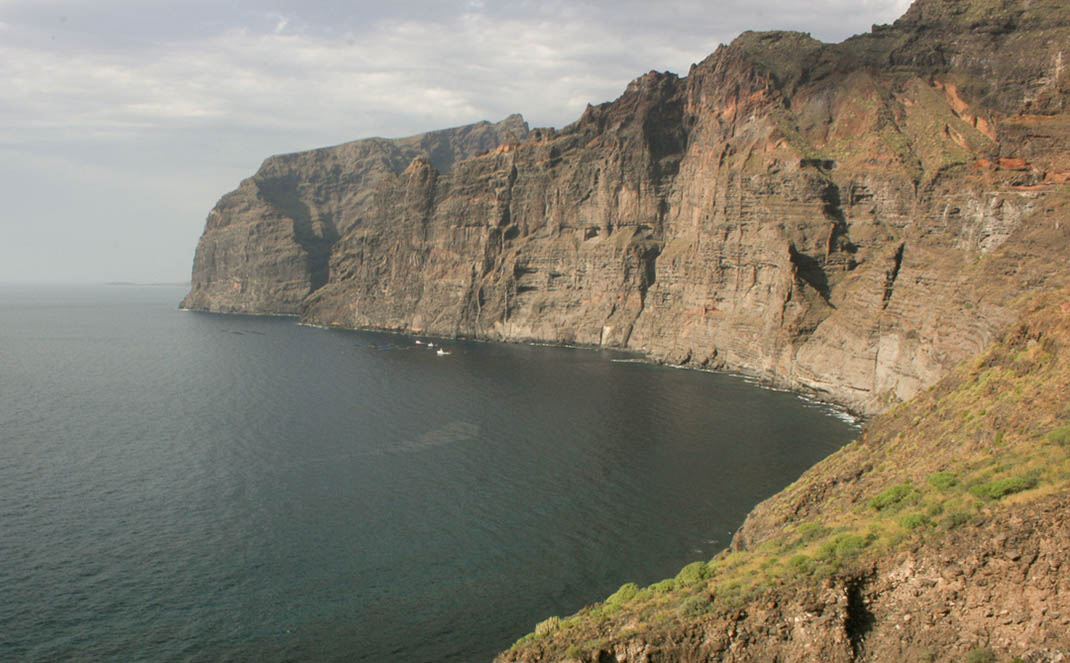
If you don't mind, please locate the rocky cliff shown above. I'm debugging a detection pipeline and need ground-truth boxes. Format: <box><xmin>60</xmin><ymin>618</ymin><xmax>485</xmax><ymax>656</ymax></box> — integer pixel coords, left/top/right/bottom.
<box><xmin>180</xmin><ymin>114</ymin><xmax>529</xmax><ymax>314</ymax></box>
<box><xmin>183</xmin><ymin>0</ymin><xmax>1069</xmax><ymax>416</ymax></box>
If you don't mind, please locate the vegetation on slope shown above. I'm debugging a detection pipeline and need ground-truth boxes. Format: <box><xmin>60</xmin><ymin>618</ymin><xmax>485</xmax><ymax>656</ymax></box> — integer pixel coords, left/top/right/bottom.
<box><xmin>502</xmin><ymin>287</ymin><xmax>1070</xmax><ymax>661</ymax></box>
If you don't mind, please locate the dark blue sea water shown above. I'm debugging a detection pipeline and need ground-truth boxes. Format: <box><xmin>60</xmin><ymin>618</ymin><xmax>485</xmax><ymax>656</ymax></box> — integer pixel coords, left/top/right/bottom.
<box><xmin>0</xmin><ymin>284</ymin><xmax>858</xmax><ymax>662</ymax></box>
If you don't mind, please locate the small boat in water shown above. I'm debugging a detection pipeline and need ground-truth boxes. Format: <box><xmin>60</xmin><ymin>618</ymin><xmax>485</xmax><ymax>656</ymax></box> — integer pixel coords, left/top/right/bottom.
<box><xmin>436</xmin><ymin>348</ymin><xmax>451</xmax><ymax>356</ymax></box>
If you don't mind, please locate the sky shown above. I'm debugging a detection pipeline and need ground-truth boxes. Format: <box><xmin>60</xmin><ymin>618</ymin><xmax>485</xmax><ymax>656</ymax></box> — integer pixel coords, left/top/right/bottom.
<box><xmin>0</xmin><ymin>0</ymin><xmax>913</xmax><ymax>284</ymax></box>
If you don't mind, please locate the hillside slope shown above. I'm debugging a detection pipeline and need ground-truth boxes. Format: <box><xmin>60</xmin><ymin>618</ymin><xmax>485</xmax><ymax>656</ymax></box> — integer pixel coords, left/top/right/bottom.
<box><xmin>499</xmin><ymin>285</ymin><xmax>1070</xmax><ymax>662</ymax></box>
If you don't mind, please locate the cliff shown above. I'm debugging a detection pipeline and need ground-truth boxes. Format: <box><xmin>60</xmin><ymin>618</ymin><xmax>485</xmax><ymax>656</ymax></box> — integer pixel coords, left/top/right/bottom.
<box><xmin>180</xmin><ymin>114</ymin><xmax>529</xmax><ymax>314</ymax></box>
<box><xmin>183</xmin><ymin>0</ymin><xmax>1069</xmax><ymax>416</ymax></box>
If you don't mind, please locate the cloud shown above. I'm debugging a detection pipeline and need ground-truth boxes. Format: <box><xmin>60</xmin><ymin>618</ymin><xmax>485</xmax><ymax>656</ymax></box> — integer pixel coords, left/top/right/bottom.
<box><xmin>0</xmin><ymin>0</ymin><xmax>917</xmax><ymax>282</ymax></box>
<box><xmin>0</xmin><ymin>0</ymin><xmax>916</xmax><ymax>145</ymax></box>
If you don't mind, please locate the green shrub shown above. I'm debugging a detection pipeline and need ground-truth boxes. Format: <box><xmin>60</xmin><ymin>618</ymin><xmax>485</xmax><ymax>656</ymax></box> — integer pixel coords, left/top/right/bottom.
<box><xmin>927</xmin><ymin>471</ymin><xmax>958</xmax><ymax>491</ymax></box>
<box><xmin>760</xmin><ymin>555</ymin><xmax>781</xmax><ymax>570</ymax></box>
<box><xmin>675</xmin><ymin>561</ymin><xmax>710</xmax><ymax>588</ymax></box>
<box><xmin>678</xmin><ymin>594</ymin><xmax>710</xmax><ymax>617</ymax></box>
<box><xmin>868</xmin><ymin>483</ymin><xmax>918</xmax><ymax>511</ymax></box>
<box><xmin>816</xmin><ymin>533</ymin><xmax>869</xmax><ymax>561</ymax></box>
<box><xmin>786</xmin><ymin>554</ymin><xmax>817</xmax><ymax>575</ymax></box>
<box><xmin>968</xmin><ymin>475</ymin><xmax>1037</xmax><ymax>500</ymax></box>
<box><xmin>606</xmin><ymin>582</ymin><xmax>639</xmax><ymax>606</ymax></box>
<box><xmin>1047</xmin><ymin>424</ymin><xmax>1070</xmax><ymax>447</ymax></box>
<box><xmin>965</xmin><ymin>647</ymin><xmax>996</xmax><ymax>663</ymax></box>
<box><xmin>795</xmin><ymin>521</ymin><xmax>831</xmax><ymax>544</ymax></box>
<box><xmin>941</xmin><ymin>510</ymin><xmax>973</xmax><ymax>529</ymax></box>
<box><xmin>898</xmin><ymin>512</ymin><xmax>932</xmax><ymax>530</ymax></box>
<box><xmin>649</xmin><ymin>579</ymin><xmax>676</xmax><ymax>594</ymax></box>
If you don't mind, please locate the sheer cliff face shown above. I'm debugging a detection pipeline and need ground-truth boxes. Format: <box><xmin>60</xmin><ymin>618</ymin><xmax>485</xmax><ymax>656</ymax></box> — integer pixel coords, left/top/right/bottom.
<box><xmin>184</xmin><ymin>0</ymin><xmax>1069</xmax><ymax>414</ymax></box>
<box><xmin>180</xmin><ymin>115</ymin><xmax>530</xmax><ymax>315</ymax></box>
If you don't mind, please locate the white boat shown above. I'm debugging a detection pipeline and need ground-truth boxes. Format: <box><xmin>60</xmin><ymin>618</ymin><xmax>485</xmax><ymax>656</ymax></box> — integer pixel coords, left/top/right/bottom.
<box><xmin>436</xmin><ymin>348</ymin><xmax>451</xmax><ymax>356</ymax></box>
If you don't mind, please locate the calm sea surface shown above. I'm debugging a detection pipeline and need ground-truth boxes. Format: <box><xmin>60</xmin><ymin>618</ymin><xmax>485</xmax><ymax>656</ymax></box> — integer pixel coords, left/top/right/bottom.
<box><xmin>0</xmin><ymin>284</ymin><xmax>858</xmax><ymax>662</ymax></box>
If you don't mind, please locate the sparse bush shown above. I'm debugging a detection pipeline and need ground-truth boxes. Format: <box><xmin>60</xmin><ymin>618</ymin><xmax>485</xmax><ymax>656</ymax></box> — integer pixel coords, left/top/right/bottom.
<box><xmin>795</xmin><ymin>521</ymin><xmax>831</xmax><ymax>544</ymax></box>
<box><xmin>760</xmin><ymin>555</ymin><xmax>781</xmax><ymax>570</ymax></box>
<box><xmin>927</xmin><ymin>471</ymin><xmax>958</xmax><ymax>491</ymax></box>
<box><xmin>968</xmin><ymin>475</ymin><xmax>1037</xmax><ymax>500</ymax></box>
<box><xmin>965</xmin><ymin>646</ymin><xmax>996</xmax><ymax>663</ymax></box>
<box><xmin>678</xmin><ymin>594</ymin><xmax>710</xmax><ymax>617</ymax></box>
<box><xmin>898</xmin><ymin>512</ymin><xmax>932</xmax><ymax>530</ymax></box>
<box><xmin>787</xmin><ymin>554</ymin><xmax>817</xmax><ymax>575</ymax></box>
<box><xmin>816</xmin><ymin>533</ymin><xmax>869</xmax><ymax>561</ymax></box>
<box><xmin>868</xmin><ymin>483</ymin><xmax>918</xmax><ymax>511</ymax></box>
<box><xmin>941</xmin><ymin>510</ymin><xmax>973</xmax><ymax>529</ymax></box>
<box><xmin>1047</xmin><ymin>424</ymin><xmax>1070</xmax><ymax>447</ymax></box>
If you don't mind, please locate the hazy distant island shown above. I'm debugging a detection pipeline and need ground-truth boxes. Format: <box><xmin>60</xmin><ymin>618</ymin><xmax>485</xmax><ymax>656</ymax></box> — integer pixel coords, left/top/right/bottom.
<box><xmin>182</xmin><ymin>0</ymin><xmax>1070</xmax><ymax>659</ymax></box>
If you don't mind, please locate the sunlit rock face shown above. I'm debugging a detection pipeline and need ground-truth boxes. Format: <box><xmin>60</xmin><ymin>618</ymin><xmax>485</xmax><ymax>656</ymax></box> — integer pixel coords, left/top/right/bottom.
<box><xmin>185</xmin><ymin>0</ymin><xmax>1070</xmax><ymax>415</ymax></box>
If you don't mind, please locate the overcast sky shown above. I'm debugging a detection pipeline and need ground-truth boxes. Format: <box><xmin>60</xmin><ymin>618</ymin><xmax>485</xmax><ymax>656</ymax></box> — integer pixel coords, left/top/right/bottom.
<box><xmin>0</xmin><ymin>0</ymin><xmax>913</xmax><ymax>284</ymax></box>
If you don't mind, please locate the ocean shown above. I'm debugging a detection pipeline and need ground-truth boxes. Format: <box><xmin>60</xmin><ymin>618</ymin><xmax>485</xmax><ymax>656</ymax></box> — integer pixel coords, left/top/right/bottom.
<box><xmin>0</xmin><ymin>284</ymin><xmax>858</xmax><ymax>661</ymax></box>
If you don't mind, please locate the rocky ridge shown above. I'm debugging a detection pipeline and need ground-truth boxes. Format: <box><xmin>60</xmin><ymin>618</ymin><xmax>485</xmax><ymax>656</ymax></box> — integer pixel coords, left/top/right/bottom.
<box><xmin>184</xmin><ymin>0</ymin><xmax>1069</xmax><ymax>416</ymax></box>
